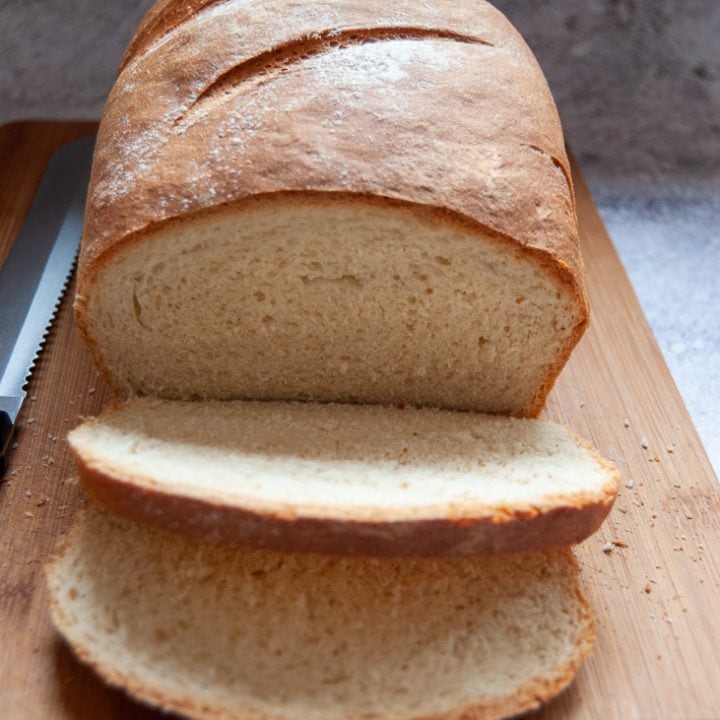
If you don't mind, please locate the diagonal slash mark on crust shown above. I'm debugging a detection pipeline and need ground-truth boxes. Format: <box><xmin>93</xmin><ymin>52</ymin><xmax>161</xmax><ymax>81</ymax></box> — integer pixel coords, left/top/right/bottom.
<box><xmin>175</xmin><ymin>27</ymin><xmax>495</xmax><ymax>127</ymax></box>
<box><xmin>120</xmin><ymin>0</ymin><xmax>229</xmax><ymax>72</ymax></box>
<box><xmin>524</xmin><ymin>144</ymin><xmax>576</xmax><ymax>211</ymax></box>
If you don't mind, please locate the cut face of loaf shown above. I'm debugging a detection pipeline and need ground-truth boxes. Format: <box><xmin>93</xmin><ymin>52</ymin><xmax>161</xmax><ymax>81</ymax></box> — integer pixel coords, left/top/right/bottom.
<box><xmin>86</xmin><ymin>199</ymin><xmax>585</xmax><ymax>415</ymax></box>
<box><xmin>77</xmin><ymin>0</ymin><xmax>589</xmax><ymax>416</ymax></box>
<box><xmin>47</xmin><ymin>506</ymin><xmax>596</xmax><ymax>720</ymax></box>
<box><xmin>68</xmin><ymin>399</ymin><xmax>619</xmax><ymax>556</ymax></box>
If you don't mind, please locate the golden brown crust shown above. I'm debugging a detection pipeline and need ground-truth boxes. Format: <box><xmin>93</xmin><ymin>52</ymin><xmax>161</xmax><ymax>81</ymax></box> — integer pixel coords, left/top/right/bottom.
<box><xmin>82</xmin><ymin>1</ymin><xmax>579</xmax><ymax>270</ymax></box>
<box><xmin>77</xmin><ymin>0</ymin><xmax>589</xmax><ymax>416</ymax></box>
<box><xmin>47</xmin><ymin>509</ymin><xmax>596</xmax><ymax>720</ymax></box>
<box><xmin>71</xmin><ymin>436</ymin><xmax>619</xmax><ymax>557</ymax></box>
<box><xmin>119</xmin><ymin>0</ymin><xmax>224</xmax><ymax>73</ymax></box>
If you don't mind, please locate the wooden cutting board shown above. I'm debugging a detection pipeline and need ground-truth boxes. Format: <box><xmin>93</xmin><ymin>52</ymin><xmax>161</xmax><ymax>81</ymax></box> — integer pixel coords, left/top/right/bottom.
<box><xmin>1</xmin><ymin>121</ymin><xmax>718</xmax><ymax>720</ymax></box>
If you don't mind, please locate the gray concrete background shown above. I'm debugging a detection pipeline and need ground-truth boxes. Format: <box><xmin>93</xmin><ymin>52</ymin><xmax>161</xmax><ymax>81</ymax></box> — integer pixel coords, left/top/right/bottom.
<box><xmin>1</xmin><ymin>1</ymin><xmax>718</xmax><ymax>471</ymax></box>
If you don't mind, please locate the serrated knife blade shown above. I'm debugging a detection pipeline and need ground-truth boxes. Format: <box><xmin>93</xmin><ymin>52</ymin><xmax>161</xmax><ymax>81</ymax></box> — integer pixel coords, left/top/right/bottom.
<box><xmin>0</xmin><ymin>136</ymin><xmax>95</xmax><ymax>475</ymax></box>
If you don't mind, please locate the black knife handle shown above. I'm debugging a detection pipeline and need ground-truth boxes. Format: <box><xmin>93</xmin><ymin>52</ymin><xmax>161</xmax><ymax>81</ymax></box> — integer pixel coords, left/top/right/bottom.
<box><xmin>0</xmin><ymin>396</ymin><xmax>24</xmax><ymax>478</ymax></box>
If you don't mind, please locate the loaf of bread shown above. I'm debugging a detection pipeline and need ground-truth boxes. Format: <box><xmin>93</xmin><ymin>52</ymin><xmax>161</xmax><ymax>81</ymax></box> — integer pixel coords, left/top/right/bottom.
<box><xmin>47</xmin><ymin>4</ymin><xmax>614</xmax><ymax>717</ymax></box>
<box><xmin>76</xmin><ymin>0</ymin><xmax>587</xmax><ymax>417</ymax></box>
<box><xmin>47</xmin><ymin>506</ymin><xmax>595</xmax><ymax>720</ymax></box>
<box><xmin>68</xmin><ymin>398</ymin><xmax>618</xmax><ymax>555</ymax></box>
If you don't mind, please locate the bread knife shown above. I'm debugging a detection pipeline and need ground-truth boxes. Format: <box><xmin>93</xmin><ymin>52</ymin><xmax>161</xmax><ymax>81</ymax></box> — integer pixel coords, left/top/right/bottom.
<box><xmin>0</xmin><ymin>136</ymin><xmax>94</xmax><ymax>476</ymax></box>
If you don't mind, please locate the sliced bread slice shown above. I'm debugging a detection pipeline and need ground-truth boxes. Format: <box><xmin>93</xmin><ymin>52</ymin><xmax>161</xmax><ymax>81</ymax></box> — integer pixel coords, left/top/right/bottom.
<box><xmin>47</xmin><ymin>505</ymin><xmax>596</xmax><ymax>720</ymax></box>
<box><xmin>68</xmin><ymin>398</ymin><xmax>619</xmax><ymax>556</ymax></box>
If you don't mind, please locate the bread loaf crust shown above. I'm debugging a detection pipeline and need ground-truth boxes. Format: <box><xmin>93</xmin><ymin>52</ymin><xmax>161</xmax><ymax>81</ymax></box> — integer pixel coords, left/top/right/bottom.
<box><xmin>76</xmin><ymin>0</ymin><xmax>588</xmax><ymax>415</ymax></box>
<box><xmin>77</xmin><ymin>466</ymin><xmax>616</xmax><ymax>556</ymax></box>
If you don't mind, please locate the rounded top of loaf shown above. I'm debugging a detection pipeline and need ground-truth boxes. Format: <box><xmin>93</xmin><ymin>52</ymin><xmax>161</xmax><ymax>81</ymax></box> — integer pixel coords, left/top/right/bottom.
<box><xmin>78</xmin><ymin>0</ymin><xmax>584</xmax><ymax>299</ymax></box>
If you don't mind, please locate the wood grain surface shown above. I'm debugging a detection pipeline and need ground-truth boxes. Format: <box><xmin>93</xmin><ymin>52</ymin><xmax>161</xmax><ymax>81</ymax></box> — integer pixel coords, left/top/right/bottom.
<box><xmin>0</xmin><ymin>121</ymin><xmax>718</xmax><ymax>720</ymax></box>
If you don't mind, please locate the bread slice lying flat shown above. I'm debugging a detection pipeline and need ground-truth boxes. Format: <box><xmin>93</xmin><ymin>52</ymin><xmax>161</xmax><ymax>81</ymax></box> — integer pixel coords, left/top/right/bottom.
<box><xmin>48</xmin><ymin>506</ymin><xmax>595</xmax><ymax>720</ymax></box>
<box><xmin>68</xmin><ymin>398</ymin><xmax>618</xmax><ymax>556</ymax></box>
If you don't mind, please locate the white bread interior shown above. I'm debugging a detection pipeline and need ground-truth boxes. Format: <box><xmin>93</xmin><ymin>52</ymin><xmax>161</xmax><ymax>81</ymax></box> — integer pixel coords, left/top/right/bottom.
<box><xmin>85</xmin><ymin>199</ymin><xmax>584</xmax><ymax>416</ymax></box>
